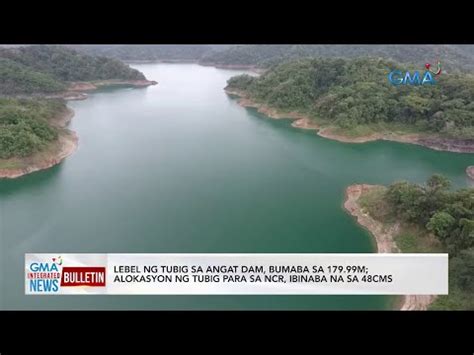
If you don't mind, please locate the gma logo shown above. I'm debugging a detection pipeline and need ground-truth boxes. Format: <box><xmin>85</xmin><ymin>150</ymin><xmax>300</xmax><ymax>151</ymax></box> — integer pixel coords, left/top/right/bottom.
<box><xmin>388</xmin><ymin>70</ymin><xmax>437</xmax><ymax>86</ymax></box>
<box><xmin>29</xmin><ymin>262</ymin><xmax>59</xmax><ymax>272</ymax></box>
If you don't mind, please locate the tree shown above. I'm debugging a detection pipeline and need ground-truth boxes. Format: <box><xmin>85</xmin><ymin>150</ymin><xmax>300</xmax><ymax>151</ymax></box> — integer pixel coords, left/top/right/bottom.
<box><xmin>386</xmin><ymin>181</ymin><xmax>425</xmax><ymax>222</ymax></box>
<box><xmin>0</xmin><ymin>45</ymin><xmax>148</xmax><ymax>96</ymax></box>
<box><xmin>426</xmin><ymin>211</ymin><xmax>456</xmax><ymax>240</ymax></box>
<box><xmin>450</xmin><ymin>248</ymin><xmax>474</xmax><ymax>292</ymax></box>
<box><xmin>225</xmin><ymin>57</ymin><xmax>474</xmax><ymax>138</ymax></box>
<box><xmin>458</xmin><ymin>219</ymin><xmax>474</xmax><ymax>250</ymax></box>
<box><xmin>0</xmin><ymin>98</ymin><xmax>63</xmax><ymax>159</ymax></box>
<box><xmin>426</xmin><ymin>174</ymin><xmax>451</xmax><ymax>193</ymax></box>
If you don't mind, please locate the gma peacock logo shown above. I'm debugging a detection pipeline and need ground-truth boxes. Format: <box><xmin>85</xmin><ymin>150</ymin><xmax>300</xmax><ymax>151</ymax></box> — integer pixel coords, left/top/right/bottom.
<box><xmin>388</xmin><ymin>61</ymin><xmax>442</xmax><ymax>86</ymax></box>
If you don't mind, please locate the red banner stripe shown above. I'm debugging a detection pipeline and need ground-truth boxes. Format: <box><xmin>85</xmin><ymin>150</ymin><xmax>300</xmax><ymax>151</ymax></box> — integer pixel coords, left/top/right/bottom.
<box><xmin>60</xmin><ymin>267</ymin><xmax>106</xmax><ymax>287</ymax></box>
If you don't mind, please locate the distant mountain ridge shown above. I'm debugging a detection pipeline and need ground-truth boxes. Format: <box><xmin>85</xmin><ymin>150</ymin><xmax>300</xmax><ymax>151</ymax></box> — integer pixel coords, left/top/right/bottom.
<box><xmin>70</xmin><ymin>45</ymin><xmax>474</xmax><ymax>72</ymax></box>
<box><xmin>200</xmin><ymin>45</ymin><xmax>474</xmax><ymax>72</ymax></box>
<box><xmin>70</xmin><ymin>45</ymin><xmax>219</xmax><ymax>62</ymax></box>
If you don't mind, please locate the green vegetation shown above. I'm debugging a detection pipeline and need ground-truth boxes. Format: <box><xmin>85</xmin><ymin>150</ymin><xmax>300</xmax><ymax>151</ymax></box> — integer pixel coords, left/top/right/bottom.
<box><xmin>363</xmin><ymin>175</ymin><xmax>474</xmax><ymax>309</ymax></box>
<box><xmin>71</xmin><ymin>45</ymin><xmax>216</xmax><ymax>62</ymax></box>
<box><xmin>0</xmin><ymin>58</ymin><xmax>66</xmax><ymax>95</ymax></box>
<box><xmin>358</xmin><ymin>185</ymin><xmax>396</xmax><ymax>222</ymax></box>
<box><xmin>432</xmin><ymin>248</ymin><xmax>474</xmax><ymax>310</ymax></box>
<box><xmin>202</xmin><ymin>45</ymin><xmax>293</xmax><ymax>67</ymax></box>
<box><xmin>70</xmin><ymin>45</ymin><xmax>474</xmax><ymax>73</ymax></box>
<box><xmin>387</xmin><ymin>175</ymin><xmax>474</xmax><ymax>254</ymax></box>
<box><xmin>0</xmin><ymin>98</ymin><xmax>66</xmax><ymax>159</ymax></box>
<box><xmin>227</xmin><ymin>58</ymin><xmax>474</xmax><ymax>139</ymax></box>
<box><xmin>0</xmin><ymin>46</ymin><xmax>147</xmax><ymax>95</ymax></box>
<box><xmin>0</xmin><ymin>46</ymin><xmax>154</xmax><ymax>162</ymax></box>
<box><xmin>204</xmin><ymin>45</ymin><xmax>474</xmax><ymax>72</ymax></box>
<box><xmin>395</xmin><ymin>233</ymin><xmax>420</xmax><ymax>253</ymax></box>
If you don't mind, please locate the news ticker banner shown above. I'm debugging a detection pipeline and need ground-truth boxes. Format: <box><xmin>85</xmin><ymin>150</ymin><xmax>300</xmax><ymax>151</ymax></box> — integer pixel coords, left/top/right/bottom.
<box><xmin>25</xmin><ymin>253</ymin><xmax>448</xmax><ymax>295</ymax></box>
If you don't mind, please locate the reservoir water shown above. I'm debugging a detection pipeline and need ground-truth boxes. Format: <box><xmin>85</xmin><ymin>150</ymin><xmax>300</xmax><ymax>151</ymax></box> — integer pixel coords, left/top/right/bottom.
<box><xmin>1</xmin><ymin>64</ymin><xmax>473</xmax><ymax>309</ymax></box>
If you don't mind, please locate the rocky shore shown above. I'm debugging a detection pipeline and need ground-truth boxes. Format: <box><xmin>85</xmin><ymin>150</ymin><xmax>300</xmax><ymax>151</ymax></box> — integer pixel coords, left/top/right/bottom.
<box><xmin>226</xmin><ymin>88</ymin><xmax>474</xmax><ymax>153</ymax></box>
<box><xmin>343</xmin><ymin>184</ymin><xmax>436</xmax><ymax>310</ymax></box>
<box><xmin>0</xmin><ymin>108</ymin><xmax>78</xmax><ymax>179</ymax></box>
<box><xmin>60</xmin><ymin>79</ymin><xmax>158</xmax><ymax>100</ymax></box>
<box><xmin>5</xmin><ymin>80</ymin><xmax>158</xmax><ymax>102</ymax></box>
<box><xmin>68</xmin><ymin>79</ymin><xmax>158</xmax><ymax>91</ymax></box>
<box><xmin>0</xmin><ymin>79</ymin><xmax>157</xmax><ymax>179</ymax></box>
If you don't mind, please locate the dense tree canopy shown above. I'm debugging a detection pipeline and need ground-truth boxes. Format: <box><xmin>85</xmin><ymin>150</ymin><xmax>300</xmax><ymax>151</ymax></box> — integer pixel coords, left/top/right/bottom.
<box><xmin>450</xmin><ymin>248</ymin><xmax>474</xmax><ymax>292</ymax></box>
<box><xmin>227</xmin><ymin>58</ymin><xmax>474</xmax><ymax>138</ymax></box>
<box><xmin>69</xmin><ymin>45</ymin><xmax>474</xmax><ymax>73</ymax></box>
<box><xmin>0</xmin><ymin>46</ymin><xmax>147</xmax><ymax>95</ymax></box>
<box><xmin>0</xmin><ymin>58</ymin><xmax>66</xmax><ymax>95</ymax></box>
<box><xmin>204</xmin><ymin>45</ymin><xmax>474</xmax><ymax>72</ymax></box>
<box><xmin>0</xmin><ymin>46</ymin><xmax>153</xmax><ymax>160</ymax></box>
<box><xmin>386</xmin><ymin>174</ymin><xmax>474</xmax><ymax>254</ymax></box>
<box><xmin>385</xmin><ymin>175</ymin><xmax>474</xmax><ymax>309</ymax></box>
<box><xmin>0</xmin><ymin>98</ymin><xmax>65</xmax><ymax>159</ymax></box>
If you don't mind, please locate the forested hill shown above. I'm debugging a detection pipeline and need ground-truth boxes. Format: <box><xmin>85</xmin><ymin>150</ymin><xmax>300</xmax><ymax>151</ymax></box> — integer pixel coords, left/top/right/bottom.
<box><xmin>67</xmin><ymin>45</ymin><xmax>474</xmax><ymax>73</ymax></box>
<box><xmin>382</xmin><ymin>175</ymin><xmax>474</xmax><ymax>309</ymax></box>
<box><xmin>0</xmin><ymin>58</ymin><xmax>67</xmax><ymax>95</ymax></box>
<box><xmin>70</xmin><ymin>45</ymin><xmax>220</xmax><ymax>62</ymax></box>
<box><xmin>202</xmin><ymin>45</ymin><xmax>474</xmax><ymax>72</ymax></box>
<box><xmin>0</xmin><ymin>98</ymin><xmax>65</xmax><ymax>159</ymax></box>
<box><xmin>226</xmin><ymin>58</ymin><xmax>474</xmax><ymax>139</ymax></box>
<box><xmin>0</xmin><ymin>46</ymin><xmax>152</xmax><ymax>163</ymax></box>
<box><xmin>0</xmin><ymin>46</ymin><xmax>147</xmax><ymax>95</ymax></box>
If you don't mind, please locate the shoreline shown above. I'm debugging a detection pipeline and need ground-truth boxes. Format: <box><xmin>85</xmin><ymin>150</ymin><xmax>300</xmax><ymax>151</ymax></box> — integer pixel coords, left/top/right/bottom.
<box><xmin>61</xmin><ymin>79</ymin><xmax>158</xmax><ymax>100</ymax></box>
<box><xmin>225</xmin><ymin>88</ymin><xmax>474</xmax><ymax>153</ymax></box>
<box><xmin>200</xmin><ymin>63</ymin><xmax>266</xmax><ymax>74</ymax></box>
<box><xmin>343</xmin><ymin>184</ymin><xmax>436</xmax><ymax>310</ymax></box>
<box><xmin>0</xmin><ymin>108</ymin><xmax>78</xmax><ymax>179</ymax></box>
<box><xmin>0</xmin><ymin>80</ymin><xmax>157</xmax><ymax>179</ymax></box>
<box><xmin>68</xmin><ymin>79</ymin><xmax>158</xmax><ymax>91</ymax></box>
<box><xmin>125</xmin><ymin>60</ymin><xmax>266</xmax><ymax>75</ymax></box>
<box><xmin>124</xmin><ymin>60</ymin><xmax>258</xmax><ymax>70</ymax></box>
<box><xmin>2</xmin><ymin>79</ymin><xmax>158</xmax><ymax>102</ymax></box>
<box><xmin>124</xmin><ymin>59</ymin><xmax>198</xmax><ymax>64</ymax></box>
